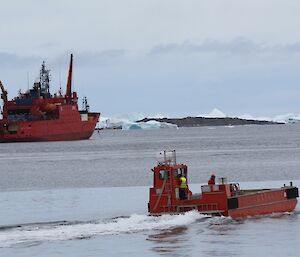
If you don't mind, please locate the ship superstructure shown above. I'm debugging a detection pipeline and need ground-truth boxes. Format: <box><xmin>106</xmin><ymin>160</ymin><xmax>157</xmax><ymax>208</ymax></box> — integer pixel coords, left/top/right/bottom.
<box><xmin>0</xmin><ymin>54</ymin><xmax>100</xmax><ymax>142</ymax></box>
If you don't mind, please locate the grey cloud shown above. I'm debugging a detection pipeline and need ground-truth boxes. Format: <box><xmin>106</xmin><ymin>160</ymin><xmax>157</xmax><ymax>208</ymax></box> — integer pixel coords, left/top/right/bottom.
<box><xmin>0</xmin><ymin>49</ymin><xmax>127</xmax><ymax>70</ymax></box>
<box><xmin>272</xmin><ymin>42</ymin><xmax>300</xmax><ymax>52</ymax></box>
<box><xmin>2</xmin><ymin>39</ymin><xmax>300</xmax><ymax>72</ymax></box>
<box><xmin>0</xmin><ymin>52</ymin><xmax>40</xmax><ymax>69</ymax></box>
<box><xmin>50</xmin><ymin>49</ymin><xmax>127</xmax><ymax>68</ymax></box>
<box><xmin>149</xmin><ymin>38</ymin><xmax>300</xmax><ymax>56</ymax></box>
<box><xmin>72</xmin><ymin>50</ymin><xmax>127</xmax><ymax>66</ymax></box>
<box><xmin>38</xmin><ymin>41</ymin><xmax>61</xmax><ymax>49</ymax></box>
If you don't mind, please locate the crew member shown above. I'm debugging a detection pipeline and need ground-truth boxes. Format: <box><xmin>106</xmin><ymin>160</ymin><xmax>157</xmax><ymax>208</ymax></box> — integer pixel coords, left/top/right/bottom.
<box><xmin>179</xmin><ymin>175</ymin><xmax>187</xmax><ymax>200</ymax></box>
<box><xmin>208</xmin><ymin>174</ymin><xmax>216</xmax><ymax>185</ymax></box>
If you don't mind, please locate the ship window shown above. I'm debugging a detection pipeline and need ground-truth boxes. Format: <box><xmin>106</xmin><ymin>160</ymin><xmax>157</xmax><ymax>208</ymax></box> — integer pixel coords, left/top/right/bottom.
<box><xmin>8</xmin><ymin>109</ymin><xmax>30</xmax><ymax>115</ymax></box>
<box><xmin>175</xmin><ymin>167</ymin><xmax>187</xmax><ymax>178</ymax></box>
<box><xmin>159</xmin><ymin>170</ymin><xmax>169</xmax><ymax>180</ymax></box>
<box><xmin>174</xmin><ymin>169</ymin><xmax>178</xmax><ymax>178</ymax></box>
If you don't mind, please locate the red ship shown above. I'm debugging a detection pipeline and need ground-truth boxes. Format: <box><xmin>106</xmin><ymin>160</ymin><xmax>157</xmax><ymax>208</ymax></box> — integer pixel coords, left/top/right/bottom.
<box><xmin>0</xmin><ymin>54</ymin><xmax>100</xmax><ymax>142</ymax></box>
<box><xmin>148</xmin><ymin>150</ymin><xmax>298</xmax><ymax>218</ymax></box>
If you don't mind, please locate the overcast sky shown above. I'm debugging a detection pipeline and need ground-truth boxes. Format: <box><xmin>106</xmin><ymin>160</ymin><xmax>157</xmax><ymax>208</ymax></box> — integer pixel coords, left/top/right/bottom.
<box><xmin>1</xmin><ymin>0</ymin><xmax>300</xmax><ymax>117</ymax></box>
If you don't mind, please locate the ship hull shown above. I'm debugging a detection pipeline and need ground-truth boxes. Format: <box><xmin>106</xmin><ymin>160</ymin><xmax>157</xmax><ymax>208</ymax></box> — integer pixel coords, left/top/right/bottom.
<box><xmin>0</xmin><ymin>131</ymin><xmax>93</xmax><ymax>142</ymax></box>
<box><xmin>228</xmin><ymin>198</ymin><xmax>297</xmax><ymax>219</ymax></box>
<box><xmin>149</xmin><ymin>196</ymin><xmax>297</xmax><ymax>219</ymax></box>
<box><xmin>227</xmin><ymin>188</ymin><xmax>298</xmax><ymax>219</ymax></box>
<box><xmin>0</xmin><ymin>113</ymin><xmax>100</xmax><ymax>143</ymax></box>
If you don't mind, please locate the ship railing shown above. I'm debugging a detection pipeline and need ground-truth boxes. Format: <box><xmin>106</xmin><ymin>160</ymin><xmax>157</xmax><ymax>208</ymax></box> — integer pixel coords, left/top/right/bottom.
<box><xmin>197</xmin><ymin>203</ymin><xmax>218</xmax><ymax>211</ymax></box>
<box><xmin>175</xmin><ymin>203</ymin><xmax>219</xmax><ymax>213</ymax></box>
<box><xmin>201</xmin><ymin>185</ymin><xmax>220</xmax><ymax>192</ymax></box>
<box><xmin>157</xmin><ymin>150</ymin><xmax>177</xmax><ymax>166</ymax></box>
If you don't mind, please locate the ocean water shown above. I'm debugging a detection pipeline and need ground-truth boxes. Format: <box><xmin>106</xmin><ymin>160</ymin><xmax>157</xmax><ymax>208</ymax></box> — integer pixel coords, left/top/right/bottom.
<box><xmin>0</xmin><ymin>124</ymin><xmax>299</xmax><ymax>256</ymax></box>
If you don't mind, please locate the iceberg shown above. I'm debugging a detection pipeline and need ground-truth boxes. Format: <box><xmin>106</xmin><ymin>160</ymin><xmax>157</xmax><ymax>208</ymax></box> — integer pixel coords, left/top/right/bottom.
<box><xmin>207</xmin><ymin>108</ymin><xmax>227</xmax><ymax>118</ymax></box>
<box><xmin>197</xmin><ymin>108</ymin><xmax>227</xmax><ymax>118</ymax></box>
<box><xmin>238</xmin><ymin>114</ymin><xmax>273</xmax><ymax>122</ymax></box>
<box><xmin>197</xmin><ymin>108</ymin><xmax>300</xmax><ymax>124</ymax></box>
<box><xmin>98</xmin><ymin>117</ymin><xmax>125</xmax><ymax>129</ymax></box>
<box><xmin>122</xmin><ymin>120</ymin><xmax>178</xmax><ymax>130</ymax></box>
<box><xmin>272</xmin><ymin>113</ymin><xmax>300</xmax><ymax>124</ymax></box>
<box><xmin>238</xmin><ymin>113</ymin><xmax>300</xmax><ymax>124</ymax></box>
<box><xmin>98</xmin><ymin>117</ymin><xmax>178</xmax><ymax>130</ymax></box>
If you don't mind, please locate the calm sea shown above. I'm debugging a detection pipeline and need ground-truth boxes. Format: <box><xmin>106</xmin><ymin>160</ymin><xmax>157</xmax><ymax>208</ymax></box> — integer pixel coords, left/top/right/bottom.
<box><xmin>0</xmin><ymin>124</ymin><xmax>299</xmax><ymax>256</ymax></box>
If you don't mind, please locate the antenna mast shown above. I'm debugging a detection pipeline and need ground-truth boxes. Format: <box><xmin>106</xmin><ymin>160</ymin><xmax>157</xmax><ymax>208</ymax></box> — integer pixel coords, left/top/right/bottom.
<box><xmin>59</xmin><ymin>60</ymin><xmax>62</xmax><ymax>96</ymax></box>
<box><xmin>39</xmin><ymin>61</ymin><xmax>51</xmax><ymax>94</ymax></box>
<box><xmin>27</xmin><ymin>72</ymin><xmax>30</xmax><ymax>90</ymax></box>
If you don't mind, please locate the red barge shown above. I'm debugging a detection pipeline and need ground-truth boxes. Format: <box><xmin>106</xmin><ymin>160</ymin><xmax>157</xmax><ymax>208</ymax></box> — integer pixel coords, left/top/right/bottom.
<box><xmin>0</xmin><ymin>54</ymin><xmax>100</xmax><ymax>142</ymax></box>
<box><xmin>148</xmin><ymin>150</ymin><xmax>298</xmax><ymax>218</ymax></box>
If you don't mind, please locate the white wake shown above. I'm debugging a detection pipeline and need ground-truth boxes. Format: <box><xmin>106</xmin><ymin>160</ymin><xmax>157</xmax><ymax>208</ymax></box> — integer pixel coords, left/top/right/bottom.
<box><xmin>0</xmin><ymin>211</ymin><xmax>204</xmax><ymax>248</ymax></box>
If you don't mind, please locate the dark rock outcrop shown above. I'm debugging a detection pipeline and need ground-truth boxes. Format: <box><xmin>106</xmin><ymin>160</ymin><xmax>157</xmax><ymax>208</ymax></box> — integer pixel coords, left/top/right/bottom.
<box><xmin>137</xmin><ymin>117</ymin><xmax>282</xmax><ymax>127</ymax></box>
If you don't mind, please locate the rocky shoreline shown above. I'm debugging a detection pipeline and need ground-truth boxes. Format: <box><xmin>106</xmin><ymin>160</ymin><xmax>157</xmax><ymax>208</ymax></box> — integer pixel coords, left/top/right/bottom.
<box><xmin>137</xmin><ymin>116</ymin><xmax>282</xmax><ymax>127</ymax></box>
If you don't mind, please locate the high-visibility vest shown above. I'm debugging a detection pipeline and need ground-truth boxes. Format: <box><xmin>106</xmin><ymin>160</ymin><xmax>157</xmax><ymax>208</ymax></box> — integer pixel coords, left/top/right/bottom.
<box><xmin>180</xmin><ymin>176</ymin><xmax>187</xmax><ymax>188</ymax></box>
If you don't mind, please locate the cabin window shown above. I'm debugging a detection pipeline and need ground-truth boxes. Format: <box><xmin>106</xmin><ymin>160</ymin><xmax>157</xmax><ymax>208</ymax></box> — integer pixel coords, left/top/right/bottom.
<box><xmin>174</xmin><ymin>167</ymin><xmax>187</xmax><ymax>178</ymax></box>
<box><xmin>159</xmin><ymin>170</ymin><xmax>169</xmax><ymax>180</ymax></box>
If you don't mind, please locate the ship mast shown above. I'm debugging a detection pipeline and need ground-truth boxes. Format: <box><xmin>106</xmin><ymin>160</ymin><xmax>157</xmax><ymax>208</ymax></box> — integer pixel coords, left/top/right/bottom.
<box><xmin>0</xmin><ymin>80</ymin><xmax>7</xmax><ymax>118</ymax></box>
<box><xmin>0</xmin><ymin>80</ymin><xmax>8</xmax><ymax>104</ymax></box>
<box><xmin>82</xmin><ymin>96</ymin><xmax>90</xmax><ymax>112</ymax></box>
<box><xmin>66</xmin><ymin>54</ymin><xmax>73</xmax><ymax>99</ymax></box>
<box><xmin>39</xmin><ymin>61</ymin><xmax>51</xmax><ymax>95</ymax></box>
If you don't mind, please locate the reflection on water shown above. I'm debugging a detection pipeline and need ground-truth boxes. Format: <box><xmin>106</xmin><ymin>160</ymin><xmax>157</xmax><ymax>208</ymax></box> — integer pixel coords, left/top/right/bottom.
<box><xmin>147</xmin><ymin>215</ymin><xmax>211</xmax><ymax>256</ymax></box>
<box><xmin>147</xmin><ymin>216</ymin><xmax>242</xmax><ymax>257</ymax></box>
<box><xmin>148</xmin><ymin>226</ymin><xmax>190</xmax><ymax>256</ymax></box>
<box><xmin>206</xmin><ymin>216</ymin><xmax>243</xmax><ymax>234</ymax></box>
